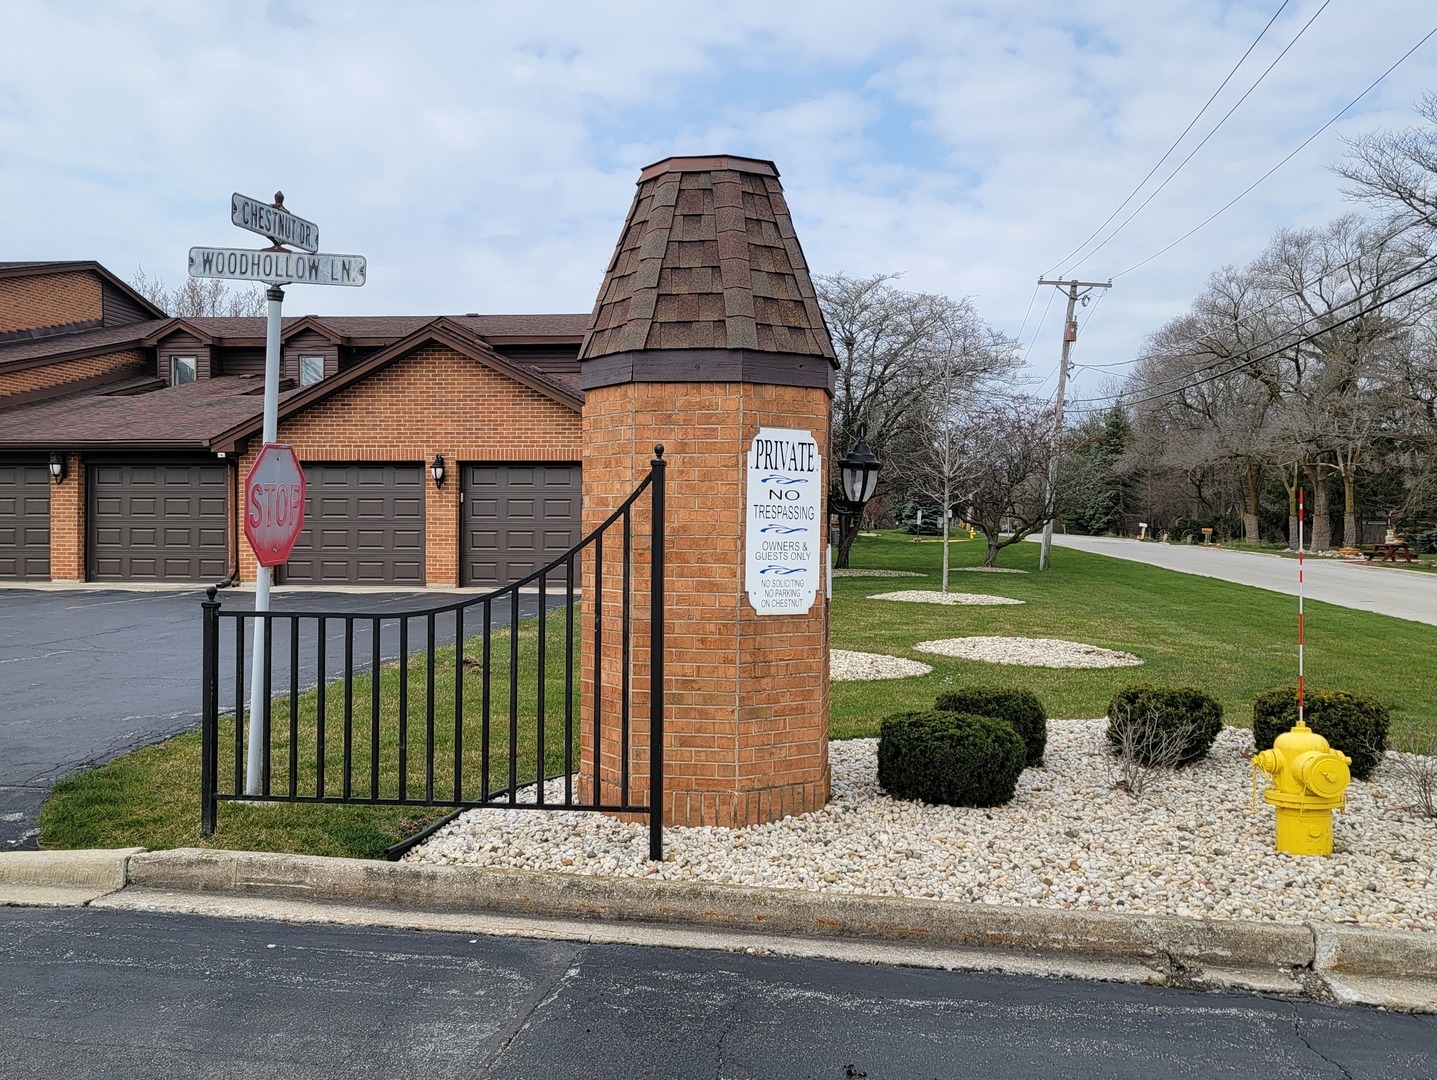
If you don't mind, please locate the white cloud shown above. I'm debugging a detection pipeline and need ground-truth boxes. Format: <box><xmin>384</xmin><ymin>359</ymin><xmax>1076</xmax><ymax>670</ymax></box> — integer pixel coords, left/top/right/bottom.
<box><xmin>3</xmin><ymin>0</ymin><xmax>1436</xmax><ymax>403</ymax></box>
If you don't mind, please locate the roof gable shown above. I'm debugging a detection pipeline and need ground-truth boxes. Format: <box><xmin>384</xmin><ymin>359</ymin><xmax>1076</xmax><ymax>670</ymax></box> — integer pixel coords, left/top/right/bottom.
<box><xmin>210</xmin><ymin>318</ymin><xmax>581</xmax><ymax>452</ymax></box>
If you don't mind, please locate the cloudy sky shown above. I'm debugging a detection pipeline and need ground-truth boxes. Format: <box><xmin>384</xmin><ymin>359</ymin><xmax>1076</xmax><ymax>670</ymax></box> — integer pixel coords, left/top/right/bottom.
<box><xmin>4</xmin><ymin>0</ymin><xmax>1436</xmax><ymax>402</ymax></box>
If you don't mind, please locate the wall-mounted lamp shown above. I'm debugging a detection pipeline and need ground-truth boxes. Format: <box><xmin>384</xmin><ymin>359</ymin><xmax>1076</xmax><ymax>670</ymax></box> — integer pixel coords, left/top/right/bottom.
<box><xmin>836</xmin><ymin>423</ymin><xmax>882</xmax><ymax>521</ymax></box>
<box><xmin>48</xmin><ymin>452</ymin><xmax>66</xmax><ymax>484</ymax></box>
<box><xmin>430</xmin><ymin>453</ymin><xmax>446</xmax><ymax>488</ymax></box>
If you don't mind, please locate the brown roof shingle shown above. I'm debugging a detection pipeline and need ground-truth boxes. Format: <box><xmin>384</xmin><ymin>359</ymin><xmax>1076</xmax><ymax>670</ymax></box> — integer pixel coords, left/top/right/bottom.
<box><xmin>0</xmin><ymin>374</ymin><xmax>290</xmax><ymax>450</ymax></box>
<box><xmin>579</xmin><ymin>155</ymin><xmax>835</xmax><ymax>363</ymax></box>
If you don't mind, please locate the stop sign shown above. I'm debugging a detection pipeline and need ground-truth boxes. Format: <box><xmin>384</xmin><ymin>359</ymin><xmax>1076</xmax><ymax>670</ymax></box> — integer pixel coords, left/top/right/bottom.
<box><xmin>244</xmin><ymin>443</ymin><xmax>307</xmax><ymax>567</ymax></box>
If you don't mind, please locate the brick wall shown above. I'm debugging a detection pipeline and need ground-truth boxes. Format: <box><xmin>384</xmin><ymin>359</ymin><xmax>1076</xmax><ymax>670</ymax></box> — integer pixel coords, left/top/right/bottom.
<box><xmin>236</xmin><ymin>344</ymin><xmax>581</xmax><ymax>585</ymax></box>
<box><xmin>48</xmin><ymin>451</ymin><xmax>86</xmax><ymax>580</ymax></box>
<box><xmin>0</xmin><ymin>271</ymin><xmax>103</xmax><ymax>335</ymax></box>
<box><xmin>581</xmin><ymin>380</ymin><xmax>831</xmax><ymax>829</ymax></box>
<box><xmin>0</xmin><ymin>349</ymin><xmax>148</xmax><ymax>400</ymax></box>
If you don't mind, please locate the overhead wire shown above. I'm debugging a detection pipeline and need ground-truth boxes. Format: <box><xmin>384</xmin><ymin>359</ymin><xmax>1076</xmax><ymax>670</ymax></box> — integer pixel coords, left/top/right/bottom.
<box><xmin>1063</xmin><ymin>264</ymin><xmax>1437</xmax><ymax>413</ymax></box>
<box><xmin>1112</xmin><ymin>22</ymin><xmax>1437</xmax><ymax>280</ymax></box>
<box><xmin>1043</xmin><ymin>0</ymin><xmax>1293</xmax><ymax>278</ymax></box>
<box><xmin>1068</xmin><ymin>0</ymin><xmax>1334</xmax><ymax>276</ymax></box>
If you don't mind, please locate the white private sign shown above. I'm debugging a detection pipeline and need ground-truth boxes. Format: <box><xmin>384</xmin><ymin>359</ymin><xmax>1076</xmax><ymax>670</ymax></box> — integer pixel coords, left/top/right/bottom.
<box><xmin>188</xmin><ymin>246</ymin><xmax>367</xmax><ymax>286</ymax></box>
<box><xmin>745</xmin><ymin>427</ymin><xmax>822</xmax><ymax>615</ymax></box>
<box><xmin>230</xmin><ymin>192</ymin><xmax>320</xmax><ymax>253</ymax></box>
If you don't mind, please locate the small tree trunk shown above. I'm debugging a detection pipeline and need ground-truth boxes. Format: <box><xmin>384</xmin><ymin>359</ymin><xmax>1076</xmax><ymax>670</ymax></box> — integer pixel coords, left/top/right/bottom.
<box><xmin>941</xmin><ymin>512</ymin><xmax>951</xmax><ymax>593</ymax></box>
<box><xmin>1244</xmin><ymin>462</ymin><xmax>1261</xmax><ymax>544</ymax></box>
<box><xmin>835</xmin><ymin>513</ymin><xmax>859</xmax><ymax>569</ymax></box>
<box><xmin>984</xmin><ymin>536</ymin><xmax>999</xmax><ymax>567</ymax></box>
<box><xmin>1306</xmin><ymin>465</ymin><xmax>1333</xmax><ymax>550</ymax></box>
<box><xmin>1342</xmin><ymin>474</ymin><xmax>1358</xmax><ymax>549</ymax></box>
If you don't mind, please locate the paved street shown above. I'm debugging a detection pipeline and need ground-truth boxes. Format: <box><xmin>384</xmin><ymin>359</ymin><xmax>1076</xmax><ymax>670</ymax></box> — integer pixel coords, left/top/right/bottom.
<box><xmin>0</xmin><ymin>587</ymin><xmax>561</xmax><ymax>849</ymax></box>
<box><xmin>1049</xmin><ymin>535</ymin><xmax>1437</xmax><ymax>627</ymax></box>
<box><xmin>3</xmin><ymin>906</ymin><xmax>1433</xmax><ymax>1080</ymax></box>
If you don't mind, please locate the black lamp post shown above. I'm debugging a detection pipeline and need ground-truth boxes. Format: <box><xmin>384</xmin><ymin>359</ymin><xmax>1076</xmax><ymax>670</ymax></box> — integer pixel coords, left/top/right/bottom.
<box><xmin>833</xmin><ymin>423</ymin><xmax>882</xmax><ymax>524</ymax></box>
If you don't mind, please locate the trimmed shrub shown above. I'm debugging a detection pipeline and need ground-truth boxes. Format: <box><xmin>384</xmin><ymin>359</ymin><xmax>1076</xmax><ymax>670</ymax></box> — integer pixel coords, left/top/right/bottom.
<box><xmin>1252</xmin><ymin>687</ymin><xmax>1389</xmax><ymax>781</ymax></box>
<box><xmin>934</xmin><ymin>686</ymin><xmax>1048</xmax><ymax>766</ymax></box>
<box><xmin>877</xmin><ymin>710</ymin><xmax>1025</xmax><ymax>807</ymax></box>
<box><xmin>1104</xmin><ymin>685</ymin><xmax>1223</xmax><ymax>767</ymax></box>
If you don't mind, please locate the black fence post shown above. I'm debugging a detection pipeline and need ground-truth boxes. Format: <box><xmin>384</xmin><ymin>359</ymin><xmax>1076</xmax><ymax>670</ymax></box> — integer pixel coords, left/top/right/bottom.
<box><xmin>648</xmin><ymin>445</ymin><xmax>666</xmax><ymax>862</ymax></box>
<box><xmin>200</xmin><ymin>585</ymin><xmax>221</xmax><ymax>837</ymax></box>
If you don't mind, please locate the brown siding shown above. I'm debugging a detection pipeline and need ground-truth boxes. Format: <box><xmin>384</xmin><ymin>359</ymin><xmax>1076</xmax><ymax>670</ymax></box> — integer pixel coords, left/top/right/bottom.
<box><xmin>219</xmin><ymin>347</ymin><xmax>265</xmax><ymax>376</ymax></box>
<box><xmin>156</xmin><ymin>332</ymin><xmax>212</xmax><ymax>381</ymax></box>
<box><xmin>101</xmin><ymin>282</ymin><xmax>154</xmax><ymax>327</ymax></box>
<box><xmin>0</xmin><ymin>271</ymin><xmax>104</xmax><ymax>335</ymax></box>
<box><xmin>283</xmin><ymin>329</ymin><xmax>339</xmax><ymax>383</ymax></box>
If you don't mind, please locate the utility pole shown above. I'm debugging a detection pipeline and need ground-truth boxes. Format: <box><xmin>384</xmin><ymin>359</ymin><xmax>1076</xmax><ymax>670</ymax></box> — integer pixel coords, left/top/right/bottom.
<box><xmin>1036</xmin><ymin>277</ymin><xmax>1111</xmax><ymax>571</ymax></box>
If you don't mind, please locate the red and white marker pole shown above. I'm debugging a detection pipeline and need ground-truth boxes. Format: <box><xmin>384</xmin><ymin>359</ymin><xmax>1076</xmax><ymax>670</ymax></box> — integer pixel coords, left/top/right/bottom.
<box><xmin>1297</xmin><ymin>488</ymin><xmax>1305</xmax><ymax>726</ymax></box>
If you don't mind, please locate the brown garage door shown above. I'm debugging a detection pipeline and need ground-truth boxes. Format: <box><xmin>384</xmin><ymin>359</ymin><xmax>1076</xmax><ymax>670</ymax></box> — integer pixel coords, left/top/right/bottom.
<box><xmin>283</xmin><ymin>464</ymin><xmax>425</xmax><ymax>585</ymax></box>
<box><xmin>89</xmin><ymin>463</ymin><xmax>228</xmax><ymax>581</ymax></box>
<box><xmin>0</xmin><ymin>461</ymin><xmax>50</xmax><ymax>580</ymax></box>
<box><xmin>461</xmin><ymin>463</ymin><xmax>581</xmax><ymax>587</ymax></box>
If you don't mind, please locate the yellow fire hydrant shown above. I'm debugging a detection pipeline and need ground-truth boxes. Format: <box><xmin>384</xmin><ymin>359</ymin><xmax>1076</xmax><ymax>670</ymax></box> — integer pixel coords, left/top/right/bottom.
<box><xmin>1251</xmin><ymin>720</ymin><xmax>1351</xmax><ymax>856</ymax></box>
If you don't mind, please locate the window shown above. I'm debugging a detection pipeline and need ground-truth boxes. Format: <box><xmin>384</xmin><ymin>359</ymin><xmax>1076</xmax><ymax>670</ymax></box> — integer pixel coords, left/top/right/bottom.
<box><xmin>171</xmin><ymin>356</ymin><xmax>197</xmax><ymax>385</ymax></box>
<box><xmin>299</xmin><ymin>355</ymin><xmax>325</xmax><ymax>386</ymax></box>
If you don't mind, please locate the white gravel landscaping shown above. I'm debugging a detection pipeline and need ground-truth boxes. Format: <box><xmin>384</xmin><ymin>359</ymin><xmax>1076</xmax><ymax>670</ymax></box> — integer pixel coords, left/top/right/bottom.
<box><xmin>832</xmin><ymin>569</ymin><xmax>926</xmax><ymax>578</ymax></box>
<box><xmin>915</xmin><ymin>636</ymin><xmax>1144</xmax><ymax>668</ymax></box>
<box><xmin>406</xmin><ymin>720</ymin><xmax>1437</xmax><ymax>934</ymax></box>
<box><xmin>868</xmin><ymin>590</ymin><xmax>1023</xmax><ymax>606</ymax></box>
<box><xmin>952</xmin><ymin>566</ymin><xmax>1028</xmax><ymax>573</ymax></box>
<box><xmin>830</xmin><ymin>649</ymin><xmax>933</xmax><ymax>681</ymax></box>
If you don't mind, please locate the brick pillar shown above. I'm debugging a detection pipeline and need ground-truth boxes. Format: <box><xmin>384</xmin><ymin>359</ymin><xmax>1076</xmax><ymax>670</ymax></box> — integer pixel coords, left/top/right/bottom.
<box><xmin>581</xmin><ymin>383</ymin><xmax>830</xmax><ymax>828</ymax></box>
<box><xmin>578</xmin><ymin>155</ymin><xmax>837</xmax><ymax>829</ymax></box>
<box><xmin>48</xmin><ymin>451</ymin><xmax>86</xmax><ymax>580</ymax></box>
<box><xmin>425</xmin><ymin>454</ymin><xmax>459</xmax><ymax>586</ymax></box>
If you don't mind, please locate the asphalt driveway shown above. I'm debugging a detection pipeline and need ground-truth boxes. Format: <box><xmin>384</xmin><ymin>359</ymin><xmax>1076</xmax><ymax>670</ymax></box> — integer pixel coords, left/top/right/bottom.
<box><xmin>0</xmin><ymin>586</ymin><xmax>560</xmax><ymax>849</ymax></box>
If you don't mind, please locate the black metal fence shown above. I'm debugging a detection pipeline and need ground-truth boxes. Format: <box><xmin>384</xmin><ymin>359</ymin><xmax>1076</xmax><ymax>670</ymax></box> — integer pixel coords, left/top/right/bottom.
<box><xmin>200</xmin><ymin>448</ymin><xmax>666</xmax><ymax>859</ymax></box>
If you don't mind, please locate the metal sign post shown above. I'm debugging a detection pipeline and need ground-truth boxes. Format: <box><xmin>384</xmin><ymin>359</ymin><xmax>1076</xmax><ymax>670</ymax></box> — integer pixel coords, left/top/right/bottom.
<box><xmin>190</xmin><ymin>191</ymin><xmax>367</xmax><ymax>795</ymax></box>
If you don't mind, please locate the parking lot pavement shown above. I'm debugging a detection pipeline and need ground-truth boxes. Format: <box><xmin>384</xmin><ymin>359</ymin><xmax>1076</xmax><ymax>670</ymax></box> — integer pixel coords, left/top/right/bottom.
<box><xmin>0</xmin><ymin>586</ymin><xmax>560</xmax><ymax>848</ymax></box>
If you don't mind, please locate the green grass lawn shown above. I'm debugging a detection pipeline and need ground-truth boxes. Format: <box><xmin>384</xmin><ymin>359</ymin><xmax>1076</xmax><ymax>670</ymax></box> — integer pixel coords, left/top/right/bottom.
<box><xmin>40</xmin><ymin>610</ymin><xmax>582</xmax><ymax>858</ymax></box>
<box><xmin>38</xmin><ymin>531</ymin><xmax>1436</xmax><ymax>857</ymax></box>
<box><xmin>830</xmin><ymin>533</ymin><xmax>1435</xmax><ymax>737</ymax></box>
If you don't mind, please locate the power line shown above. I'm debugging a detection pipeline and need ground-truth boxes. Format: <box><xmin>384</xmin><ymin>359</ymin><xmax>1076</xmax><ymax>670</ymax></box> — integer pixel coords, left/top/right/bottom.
<box><xmin>1043</xmin><ymin>0</ymin><xmax>1293</xmax><ymax>278</ymax></box>
<box><xmin>1067</xmin><ymin>266</ymin><xmax>1437</xmax><ymax>413</ymax></box>
<box><xmin>1068</xmin><ymin>0</ymin><xmax>1333</xmax><ymax>275</ymax></box>
<box><xmin>1012</xmin><ymin>283</ymin><xmax>1042</xmax><ymax>349</ymax></box>
<box><xmin>1020</xmin><ymin>286</ymin><xmax>1058</xmax><ymax>369</ymax></box>
<box><xmin>1097</xmin><ymin>241</ymin><xmax>1437</xmax><ymax>403</ymax></box>
<box><xmin>1113</xmin><ymin>22</ymin><xmax>1437</xmax><ymax>280</ymax></box>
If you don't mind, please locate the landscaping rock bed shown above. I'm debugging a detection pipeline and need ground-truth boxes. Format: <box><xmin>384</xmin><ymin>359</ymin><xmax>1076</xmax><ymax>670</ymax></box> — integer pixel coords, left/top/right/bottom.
<box><xmin>407</xmin><ymin>720</ymin><xmax>1437</xmax><ymax>934</ymax></box>
<box><xmin>830</xmin><ymin>649</ymin><xmax>933</xmax><ymax>681</ymax></box>
<box><xmin>915</xmin><ymin>636</ymin><xmax>1144</xmax><ymax>668</ymax></box>
<box><xmin>868</xmin><ymin>590</ymin><xmax>1023</xmax><ymax>606</ymax></box>
<box><xmin>832</xmin><ymin>569</ymin><xmax>926</xmax><ymax>578</ymax></box>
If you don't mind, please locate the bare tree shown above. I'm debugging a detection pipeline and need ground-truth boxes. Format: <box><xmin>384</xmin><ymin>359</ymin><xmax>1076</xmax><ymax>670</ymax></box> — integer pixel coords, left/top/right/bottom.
<box><xmin>891</xmin><ymin>307</ymin><xmax>1020</xmax><ymax>589</ymax></box>
<box><xmin>1338</xmin><ymin>93</ymin><xmax>1437</xmax><ymax>231</ymax></box>
<box><xmin>817</xmin><ymin>273</ymin><xmax>1019</xmax><ymax>566</ymax></box>
<box><xmin>130</xmin><ymin>266</ymin><xmax>266</xmax><ymax>317</ymax></box>
<box><xmin>953</xmin><ymin>396</ymin><xmax>1056</xmax><ymax>567</ymax></box>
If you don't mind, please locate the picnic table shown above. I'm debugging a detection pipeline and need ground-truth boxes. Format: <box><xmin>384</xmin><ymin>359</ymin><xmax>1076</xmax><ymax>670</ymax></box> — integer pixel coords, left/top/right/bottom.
<box><xmin>1361</xmin><ymin>541</ymin><xmax>1415</xmax><ymax>564</ymax></box>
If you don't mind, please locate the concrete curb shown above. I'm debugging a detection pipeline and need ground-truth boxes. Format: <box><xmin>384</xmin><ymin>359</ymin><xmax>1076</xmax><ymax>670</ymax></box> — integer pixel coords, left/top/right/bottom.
<box><xmin>6</xmin><ymin>846</ymin><xmax>1434</xmax><ymax>1011</ymax></box>
<box><xmin>0</xmin><ymin>847</ymin><xmax>143</xmax><ymax>907</ymax></box>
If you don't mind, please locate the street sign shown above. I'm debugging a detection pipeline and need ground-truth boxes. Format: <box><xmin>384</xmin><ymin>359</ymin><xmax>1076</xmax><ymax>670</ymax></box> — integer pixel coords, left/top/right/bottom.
<box><xmin>244</xmin><ymin>444</ymin><xmax>307</xmax><ymax>567</ymax></box>
<box><xmin>230</xmin><ymin>192</ymin><xmax>320</xmax><ymax>253</ymax></box>
<box><xmin>188</xmin><ymin>247</ymin><xmax>367</xmax><ymax>286</ymax></box>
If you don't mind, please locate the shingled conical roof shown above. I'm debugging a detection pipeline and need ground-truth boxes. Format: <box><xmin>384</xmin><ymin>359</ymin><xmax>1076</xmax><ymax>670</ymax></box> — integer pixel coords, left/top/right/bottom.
<box><xmin>580</xmin><ymin>156</ymin><xmax>836</xmax><ymax>365</ymax></box>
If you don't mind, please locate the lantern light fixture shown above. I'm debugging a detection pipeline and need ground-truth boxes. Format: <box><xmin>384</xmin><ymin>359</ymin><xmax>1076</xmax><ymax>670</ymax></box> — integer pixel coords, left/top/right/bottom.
<box><xmin>48</xmin><ymin>452</ymin><xmax>66</xmax><ymax>484</ymax></box>
<box><xmin>430</xmin><ymin>453</ymin><xmax>446</xmax><ymax>488</ymax></box>
<box><xmin>837</xmin><ymin>424</ymin><xmax>881</xmax><ymax>513</ymax></box>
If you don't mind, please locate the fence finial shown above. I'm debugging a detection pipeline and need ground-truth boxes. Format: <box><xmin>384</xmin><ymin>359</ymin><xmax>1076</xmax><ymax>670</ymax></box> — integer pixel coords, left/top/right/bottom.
<box><xmin>654</xmin><ymin>444</ymin><xmax>665</xmax><ymax>459</ymax></box>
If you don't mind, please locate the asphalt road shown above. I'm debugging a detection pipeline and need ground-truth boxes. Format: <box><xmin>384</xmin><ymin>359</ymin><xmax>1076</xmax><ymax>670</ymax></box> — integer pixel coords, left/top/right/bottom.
<box><xmin>0</xmin><ymin>586</ymin><xmax>561</xmax><ymax>849</ymax></box>
<box><xmin>3</xmin><ymin>906</ymin><xmax>1434</xmax><ymax>1080</ymax></box>
<box><xmin>1048</xmin><ymin>535</ymin><xmax>1437</xmax><ymax>627</ymax></box>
